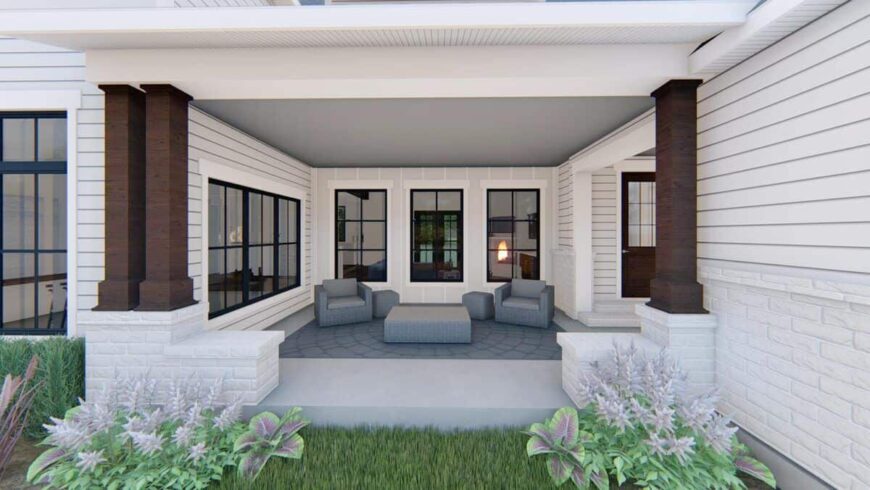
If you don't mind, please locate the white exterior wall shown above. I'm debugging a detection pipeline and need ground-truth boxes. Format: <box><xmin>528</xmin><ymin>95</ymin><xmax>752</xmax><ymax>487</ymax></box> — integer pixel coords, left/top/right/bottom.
<box><xmin>188</xmin><ymin>107</ymin><xmax>313</xmax><ymax>331</ymax></box>
<box><xmin>698</xmin><ymin>2</ymin><xmax>870</xmax><ymax>488</ymax></box>
<box><xmin>591</xmin><ymin>166</ymin><xmax>617</xmax><ymax>301</ymax></box>
<box><xmin>313</xmin><ymin>166</ymin><xmax>554</xmax><ymax>303</ymax></box>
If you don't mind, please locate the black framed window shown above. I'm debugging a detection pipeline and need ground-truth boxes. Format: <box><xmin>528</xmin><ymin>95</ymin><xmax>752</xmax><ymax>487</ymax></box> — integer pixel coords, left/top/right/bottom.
<box><xmin>487</xmin><ymin>189</ymin><xmax>540</xmax><ymax>282</ymax></box>
<box><xmin>410</xmin><ymin>190</ymin><xmax>463</xmax><ymax>282</ymax></box>
<box><xmin>0</xmin><ymin>112</ymin><xmax>67</xmax><ymax>335</ymax></box>
<box><xmin>335</xmin><ymin>190</ymin><xmax>387</xmax><ymax>282</ymax></box>
<box><xmin>208</xmin><ymin>179</ymin><xmax>300</xmax><ymax>318</ymax></box>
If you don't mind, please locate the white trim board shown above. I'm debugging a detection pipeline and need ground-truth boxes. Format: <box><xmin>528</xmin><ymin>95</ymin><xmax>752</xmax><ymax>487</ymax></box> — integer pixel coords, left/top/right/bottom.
<box><xmin>0</xmin><ymin>90</ymin><xmax>81</xmax><ymax>337</ymax></box>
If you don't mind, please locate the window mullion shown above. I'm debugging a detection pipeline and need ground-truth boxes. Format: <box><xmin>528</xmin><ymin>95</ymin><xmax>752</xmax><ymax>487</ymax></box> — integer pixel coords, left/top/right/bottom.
<box><xmin>242</xmin><ymin>190</ymin><xmax>250</xmax><ymax>303</ymax></box>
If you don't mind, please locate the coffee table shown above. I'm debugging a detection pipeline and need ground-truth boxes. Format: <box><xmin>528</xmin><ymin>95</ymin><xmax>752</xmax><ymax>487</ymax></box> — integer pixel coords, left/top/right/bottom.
<box><xmin>383</xmin><ymin>305</ymin><xmax>472</xmax><ymax>343</ymax></box>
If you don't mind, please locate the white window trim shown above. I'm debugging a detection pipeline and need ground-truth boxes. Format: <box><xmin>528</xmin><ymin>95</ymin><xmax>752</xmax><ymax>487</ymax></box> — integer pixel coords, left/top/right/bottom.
<box><xmin>198</xmin><ymin>158</ymin><xmax>307</xmax><ymax>330</ymax></box>
<box><xmin>325</xmin><ymin>180</ymin><xmax>394</xmax><ymax>289</ymax></box>
<box><xmin>479</xmin><ymin>179</ymin><xmax>549</xmax><ymax>287</ymax></box>
<box><xmin>0</xmin><ymin>90</ymin><xmax>81</xmax><ymax>337</ymax></box>
<box><xmin>612</xmin><ymin>157</ymin><xmax>654</xmax><ymax>299</ymax></box>
<box><xmin>403</xmin><ymin>180</ymin><xmax>469</xmax><ymax>288</ymax></box>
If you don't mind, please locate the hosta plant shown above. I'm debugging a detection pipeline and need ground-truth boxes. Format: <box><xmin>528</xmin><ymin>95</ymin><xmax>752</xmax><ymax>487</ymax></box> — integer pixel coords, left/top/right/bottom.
<box><xmin>0</xmin><ymin>356</ymin><xmax>40</xmax><ymax>479</ymax></box>
<box><xmin>26</xmin><ymin>373</ymin><xmax>307</xmax><ymax>489</ymax></box>
<box><xmin>525</xmin><ymin>343</ymin><xmax>776</xmax><ymax>490</ymax></box>
<box><xmin>233</xmin><ymin>407</ymin><xmax>308</xmax><ymax>479</ymax></box>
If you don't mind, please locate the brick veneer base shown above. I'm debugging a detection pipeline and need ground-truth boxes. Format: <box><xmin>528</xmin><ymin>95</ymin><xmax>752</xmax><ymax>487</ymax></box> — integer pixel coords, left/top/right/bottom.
<box><xmin>78</xmin><ymin>303</ymin><xmax>283</xmax><ymax>405</ymax></box>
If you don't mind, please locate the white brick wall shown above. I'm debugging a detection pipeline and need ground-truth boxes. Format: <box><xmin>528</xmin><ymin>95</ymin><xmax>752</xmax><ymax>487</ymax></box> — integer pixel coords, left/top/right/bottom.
<box><xmin>701</xmin><ymin>264</ymin><xmax>870</xmax><ymax>489</ymax></box>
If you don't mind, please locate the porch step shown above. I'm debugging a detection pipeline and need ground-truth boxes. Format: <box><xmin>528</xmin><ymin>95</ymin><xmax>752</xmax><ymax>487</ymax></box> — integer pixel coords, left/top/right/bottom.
<box><xmin>592</xmin><ymin>298</ymin><xmax>648</xmax><ymax>314</ymax></box>
<box><xmin>576</xmin><ymin>311</ymin><xmax>642</xmax><ymax>328</ymax></box>
<box><xmin>244</xmin><ymin>358</ymin><xmax>572</xmax><ymax>429</ymax></box>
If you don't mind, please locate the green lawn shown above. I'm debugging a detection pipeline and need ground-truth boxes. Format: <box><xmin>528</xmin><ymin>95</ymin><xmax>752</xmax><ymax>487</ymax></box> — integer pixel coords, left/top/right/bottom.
<box><xmin>214</xmin><ymin>427</ymin><xmax>554</xmax><ymax>490</ymax></box>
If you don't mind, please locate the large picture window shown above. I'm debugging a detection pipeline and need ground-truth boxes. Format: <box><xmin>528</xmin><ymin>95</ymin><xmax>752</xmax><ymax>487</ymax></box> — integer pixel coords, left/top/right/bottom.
<box><xmin>410</xmin><ymin>190</ymin><xmax>463</xmax><ymax>282</ymax></box>
<box><xmin>208</xmin><ymin>180</ymin><xmax>300</xmax><ymax>318</ymax></box>
<box><xmin>335</xmin><ymin>190</ymin><xmax>387</xmax><ymax>282</ymax></box>
<box><xmin>0</xmin><ymin>112</ymin><xmax>67</xmax><ymax>335</ymax></box>
<box><xmin>487</xmin><ymin>189</ymin><xmax>540</xmax><ymax>282</ymax></box>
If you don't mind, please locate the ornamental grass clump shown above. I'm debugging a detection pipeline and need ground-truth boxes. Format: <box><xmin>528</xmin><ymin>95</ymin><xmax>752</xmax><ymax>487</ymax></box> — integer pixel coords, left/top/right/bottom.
<box><xmin>525</xmin><ymin>343</ymin><xmax>776</xmax><ymax>490</ymax></box>
<box><xmin>26</xmin><ymin>374</ymin><xmax>307</xmax><ymax>489</ymax></box>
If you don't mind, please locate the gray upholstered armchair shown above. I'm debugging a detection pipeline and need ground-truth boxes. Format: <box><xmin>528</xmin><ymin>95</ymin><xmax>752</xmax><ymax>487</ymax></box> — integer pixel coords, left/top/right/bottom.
<box><xmin>314</xmin><ymin>278</ymin><xmax>373</xmax><ymax>327</ymax></box>
<box><xmin>493</xmin><ymin>279</ymin><xmax>555</xmax><ymax>328</ymax></box>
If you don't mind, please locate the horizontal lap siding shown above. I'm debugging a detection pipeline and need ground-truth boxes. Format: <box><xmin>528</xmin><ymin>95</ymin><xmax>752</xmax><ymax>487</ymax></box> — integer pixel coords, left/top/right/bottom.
<box><xmin>698</xmin><ymin>2</ymin><xmax>870</xmax><ymax>488</ymax></box>
<box><xmin>697</xmin><ymin>1</ymin><xmax>870</xmax><ymax>275</ymax></box>
<box><xmin>557</xmin><ymin>163</ymin><xmax>573</xmax><ymax>249</ymax></box>
<box><xmin>188</xmin><ymin>107</ymin><xmax>313</xmax><ymax>331</ymax></box>
<box><xmin>592</xmin><ymin>167</ymin><xmax>617</xmax><ymax>300</ymax></box>
<box><xmin>0</xmin><ymin>37</ymin><xmax>104</xmax><ymax>318</ymax></box>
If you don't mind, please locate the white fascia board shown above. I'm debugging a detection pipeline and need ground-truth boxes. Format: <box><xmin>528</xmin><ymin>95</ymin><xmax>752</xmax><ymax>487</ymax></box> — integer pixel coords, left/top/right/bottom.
<box><xmin>0</xmin><ymin>1</ymin><xmax>754</xmax><ymax>49</ymax></box>
<box><xmin>564</xmin><ymin>108</ymin><xmax>655</xmax><ymax>173</ymax></box>
<box><xmin>86</xmin><ymin>44</ymin><xmax>694</xmax><ymax>98</ymax></box>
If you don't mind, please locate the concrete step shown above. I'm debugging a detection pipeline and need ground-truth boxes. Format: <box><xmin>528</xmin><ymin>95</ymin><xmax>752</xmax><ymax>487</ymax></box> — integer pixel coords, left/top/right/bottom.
<box><xmin>576</xmin><ymin>311</ymin><xmax>642</xmax><ymax>328</ymax></box>
<box><xmin>244</xmin><ymin>358</ymin><xmax>572</xmax><ymax>429</ymax></box>
<box><xmin>592</xmin><ymin>298</ymin><xmax>648</xmax><ymax>314</ymax></box>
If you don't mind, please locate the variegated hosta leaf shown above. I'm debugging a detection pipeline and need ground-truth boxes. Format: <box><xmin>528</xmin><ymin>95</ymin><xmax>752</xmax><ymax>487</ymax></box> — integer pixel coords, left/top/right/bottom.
<box><xmin>548</xmin><ymin>407</ymin><xmax>580</xmax><ymax>447</ymax></box>
<box><xmin>233</xmin><ymin>430</ymin><xmax>259</xmax><ymax>452</ymax></box>
<box><xmin>565</xmin><ymin>444</ymin><xmax>585</xmax><ymax>466</ymax></box>
<box><xmin>590</xmin><ymin>470</ymin><xmax>608</xmax><ymax>490</ymax></box>
<box><xmin>570</xmin><ymin>465</ymin><xmax>586</xmax><ymax>488</ymax></box>
<box><xmin>735</xmin><ymin>455</ymin><xmax>776</xmax><ymax>488</ymax></box>
<box><xmin>274</xmin><ymin>433</ymin><xmax>304</xmax><ymax>459</ymax></box>
<box><xmin>526</xmin><ymin>435</ymin><xmax>555</xmax><ymax>457</ymax></box>
<box><xmin>26</xmin><ymin>447</ymin><xmax>66</xmax><ymax>482</ymax></box>
<box><xmin>525</xmin><ymin>422</ymin><xmax>555</xmax><ymax>446</ymax></box>
<box><xmin>279</xmin><ymin>418</ymin><xmax>309</xmax><ymax>437</ymax></box>
<box><xmin>249</xmin><ymin>412</ymin><xmax>280</xmax><ymax>438</ymax></box>
<box><xmin>546</xmin><ymin>455</ymin><xmax>572</xmax><ymax>486</ymax></box>
<box><xmin>238</xmin><ymin>451</ymin><xmax>270</xmax><ymax>480</ymax></box>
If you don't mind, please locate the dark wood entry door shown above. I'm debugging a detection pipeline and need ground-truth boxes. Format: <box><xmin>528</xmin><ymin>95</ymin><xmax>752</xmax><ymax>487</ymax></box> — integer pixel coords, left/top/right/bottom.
<box><xmin>621</xmin><ymin>172</ymin><xmax>656</xmax><ymax>298</ymax></box>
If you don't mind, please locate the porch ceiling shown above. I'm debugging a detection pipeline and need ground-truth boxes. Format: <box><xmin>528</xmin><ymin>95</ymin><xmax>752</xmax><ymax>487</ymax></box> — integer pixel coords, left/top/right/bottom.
<box><xmin>193</xmin><ymin>96</ymin><xmax>653</xmax><ymax>167</ymax></box>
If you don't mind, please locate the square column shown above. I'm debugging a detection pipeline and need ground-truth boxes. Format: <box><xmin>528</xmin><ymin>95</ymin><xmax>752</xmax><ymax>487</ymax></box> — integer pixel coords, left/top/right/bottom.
<box><xmin>137</xmin><ymin>84</ymin><xmax>195</xmax><ymax>311</ymax></box>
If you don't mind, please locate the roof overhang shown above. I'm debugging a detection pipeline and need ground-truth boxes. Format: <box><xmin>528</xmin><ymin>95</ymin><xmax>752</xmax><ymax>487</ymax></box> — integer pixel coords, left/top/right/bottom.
<box><xmin>0</xmin><ymin>1</ymin><xmax>756</xmax><ymax>50</ymax></box>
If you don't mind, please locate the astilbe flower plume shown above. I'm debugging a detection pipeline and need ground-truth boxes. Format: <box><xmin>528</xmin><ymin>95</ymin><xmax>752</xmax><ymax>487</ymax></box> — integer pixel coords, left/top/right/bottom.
<box><xmin>129</xmin><ymin>431</ymin><xmax>165</xmax><ymax>456</ymax></box>
<box><xmin>187</xmin><ymin>442</ymin><xmax>207</xmax><ymax>463</ymax></box>
<box><xmin>75</xmin><ymin>450</ymin><xmax>106</xmax><ymax>473</ymax></box>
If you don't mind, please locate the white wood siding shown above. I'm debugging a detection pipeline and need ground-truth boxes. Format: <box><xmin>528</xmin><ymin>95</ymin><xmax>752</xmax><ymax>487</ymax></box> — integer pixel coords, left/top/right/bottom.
<box><xmin>697</xmin><ymin>1</ymin><xmax>870</xmax><ymax>274</ymax></box>
<box><xmin>188</xmin><ymin>107</ymin><xmax>313</xmax><ymax>331</ymax></box>
<box><xmin>556</xmin><ymin>162</ymin><xmax>573</xmax><ymax>249</ymax></box>
<box><xmin>592</xmin><ymin>166</ymin><xmax>617</xmax><ymax>300</ymax></box>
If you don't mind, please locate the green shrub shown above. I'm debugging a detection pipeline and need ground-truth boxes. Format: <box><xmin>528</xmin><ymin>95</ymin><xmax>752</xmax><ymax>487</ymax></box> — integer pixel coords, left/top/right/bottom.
<box><xmin>0</xmin><ymin>337</ymin><xmax>85</xmax><ymax>438</ymax></box>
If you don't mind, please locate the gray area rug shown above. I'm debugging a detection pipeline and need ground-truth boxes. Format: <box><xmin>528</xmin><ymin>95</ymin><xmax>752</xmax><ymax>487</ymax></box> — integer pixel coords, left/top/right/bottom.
<box><xmin>279</xmin><ymin>318</ymin><xmax>564</xmax><ymax>360</ymax></box>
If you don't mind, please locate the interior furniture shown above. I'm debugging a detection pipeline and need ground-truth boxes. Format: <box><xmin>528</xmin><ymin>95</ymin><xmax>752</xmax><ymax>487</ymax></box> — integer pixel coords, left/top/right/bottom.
<box><xmin>314</xmin><ymin>278</ymin><xmax>373</xmax><ymax>327</ymax></box>
<box><xmin>493</xmin><ymin>279</ymin><xmax>554</xmax><ymax>328</ymax></box>
<box><xmin>462</xmin><ymin>291</ymin><xmax>494</xmax><ymax>320</ymax></box>
<box><xmin>373</xmin><ymin>289</ymin><xmax>400</xmax><ymax>318</ymax></box>
<box><xmin>384</xmin><ymin>305</ymin><xmax>471</xmax><ymax>343</ymax></box>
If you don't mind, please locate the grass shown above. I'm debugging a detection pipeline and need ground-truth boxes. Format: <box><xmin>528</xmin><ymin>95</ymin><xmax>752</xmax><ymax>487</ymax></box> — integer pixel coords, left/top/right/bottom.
<box><xmin>214</xmin><ymin>427</ymin><xmax>555</xmax><ymax>490</ymax></box>
<box><xmin>0</xmin><ymin>337</ymin><xmax>85</xmax><ymax>438</ymax></box>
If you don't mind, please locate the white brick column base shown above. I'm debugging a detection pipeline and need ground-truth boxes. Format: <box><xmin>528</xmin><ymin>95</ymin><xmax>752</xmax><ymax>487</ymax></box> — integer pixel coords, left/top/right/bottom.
<box><xmin>635</xmin><ymin>303</ymin><xmax>718</xmax><ymax>394</ymax></box>
<box><xmin>78</xmin><ymin>303</ymin><xmax>284</xmax><ymax>405</ymax></box>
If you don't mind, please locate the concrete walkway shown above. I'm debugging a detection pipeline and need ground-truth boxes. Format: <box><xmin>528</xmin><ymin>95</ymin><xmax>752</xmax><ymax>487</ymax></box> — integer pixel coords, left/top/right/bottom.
<box><xmin>246</xmin><ymin>358</ymin><xmax>573</xmax><ymax>429</ymax></box>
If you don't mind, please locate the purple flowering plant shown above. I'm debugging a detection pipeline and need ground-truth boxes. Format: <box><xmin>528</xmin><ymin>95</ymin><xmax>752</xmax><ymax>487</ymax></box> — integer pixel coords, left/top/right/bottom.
<box><xmin>525</xmin><ymin>343</ymin><xmax>775</xmax><ymax>489</ymax></box>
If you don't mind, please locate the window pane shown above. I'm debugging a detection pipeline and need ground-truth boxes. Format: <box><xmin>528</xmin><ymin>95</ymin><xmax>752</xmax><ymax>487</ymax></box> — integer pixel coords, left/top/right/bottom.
<box><xmin>3</xmin><ymin>119</ymin><xmax>34</xmax><ymax>161</ymax></box>
<box><xmin>514</xmin><ymin>191</ymin><xmax>537</xmax><ymax>219</ymax></box>
<box><xmin>437</xmin><ymin>250</ymin><xmax>462</xmax><ymax>281</ymax></box>
<box><xmin>249</xmin><ymin>245</ymin><xmax>274</xmax><ymax>299</ymax></box>
<box><xmin>2</xmin><ymin>253</ymin><xmax>35</xmax><ymax>329</ymax></box>
<box><xmin>488</xmin><ymin>219</ymin><xmax>512</xmax><ymax>248</ymax></box>
<box><xmin>278</xmin><ymin>244</ymin><xmax>295</xmax><ymax>289</ymax></box>
<box><xmin>514</xmin><ymin>221</ymin><xmax>538</xmax><ymax>250</ymax></box>
<box><xmin>337</xmin><ymin>221</ymin><xmax>360</xmax><ymax>249</ymax></box>
<box><xmin>516</xmin><ymin>251</ymin><xmax>539</xmax><ymax>280</ymax></box>
<box><xmin>413</xmin><ymin>214</ymin><xmax>435</xmax><ymax>250</ymax></box>
<box><xmin>411</xmin><ymin>251</ymin><xmax>435</xmax><ymax>281</ymax></box>
<box><xmin>362</xmin><ymin>222</ymin><xmax>385</xmax><ymax>250</ymax></box>
<box><xmin>208</xmin><ymin>184</ymin><xmax>225</xmax><ymax>247</ymax></box>
<box><xmin>438</xmin><ymin>191</ymin><xmax>461</xmax><ymax>212</ymax></box>
<box><xmin>227</xmin><ymin>188</ymin><xmax>243</xmax><ymax>246</ymax></box>
<box><xmin>629</xmin><ymin>226</ymin><xmax>640</xmax><ymax>248</ymax></box>
<box><xmin>362</xmin><ymin>251</ymin><xmax>386</xmax><ymax>282</ymax></box>
<box><xmin>337</xmin><ymin>250</ymin><xmax>360</xmax><ymax>280</ymax></box>
<box><xmin>249</xmin><ymin>193</ymin><xmax>262</xmax><ymax>245</ymax></box>
<box><xmin>488</xmin><ymin>191</ymin><xmax>511</xmax><ymax>219</ymax></box>
<box><xmin>262</xmin><ymin>195</ymin><xmax>274</xmax><ymax>244</ymax></box>
<box><xmin>442</xmin><ymin>213</ymin><xmax>460</xmax><ymax>249</ymax></box>
<box><xmin>412</xmin><ymin>191</ymin><xmax>436</xmax><ymax>211</ymax></box>
<box><xmin>208</xmin><ymin>249</ymin><xmax>225</xmax><ymax>315</ymax></box>
<box><xmin>278</xmin><ymin>199</ymin><xmax>289</xmax><ymax>242</ymax></box>
<box><xmin>628</xmin><ymin>182</ymin><xmax>640</xmax><ymax>204</ymax></box>
<box><xmin>3</xmin><ymin>174</ymin><xmax>35</xmax><ymax>250</ymax></box>
<box><xmin>38</xmin><ymin>174</ymin><xmax>66</xmax><ymax>250</ymax></box>
<box><xmin>337</xmin><ymin>190</ymin><xmax>362</xmax><ymax>220</ymax></box>
<box><xmin>288</xmin><ymin>200</ymin><xmax>298</xmax><ymax>242</ymax></box>
<box><xmin>487</xmin><ymin>250</ymin><xmax>512</xmax><ymax>282</ymax></box>
<box><xmin>37</xmin><ymin>253</ymin><xmax>66</xmax><ymax>329</ymax></box>
<box><xmin>226</xmin><ymin>248</ymin><xmax>244</xmax><ymax>309</ymax></box>
<box><xmin>37</xmin><ymin>118</ymin><xmax>66</xmax><ymax>162</ymax></box>
<box><xmin>362</xmin><ymin>191</ymin><xmax>385</xmax><ymax>220</ymax></box>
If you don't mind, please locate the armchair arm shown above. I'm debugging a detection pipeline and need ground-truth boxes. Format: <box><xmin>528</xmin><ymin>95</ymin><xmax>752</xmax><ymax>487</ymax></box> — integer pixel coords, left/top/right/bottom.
<box><xmin>357</xmin><ymin>282</ymin><xmax>373</xmax><ymax>304</ymax></box>
<box><xmin>314</xmin><ymin>285</ymin><xmax>328</xmax><ymax>320</ymax></box>
<box><xmin>494</xmin><ymin>283</ymin><xmax>511</xmax><ymax>305</ymax></box>
<box><xmin>540</xmin><ymin>285</ymin><xmax>555</xmax><ymax>321</ymax></box>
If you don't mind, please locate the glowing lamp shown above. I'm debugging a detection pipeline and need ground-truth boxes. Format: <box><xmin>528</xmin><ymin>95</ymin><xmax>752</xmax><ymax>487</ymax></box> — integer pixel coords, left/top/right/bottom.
<box><xmin>497</xmin><ymin>240</ymin><xmax>509</xmax><ymax>262</ymax></box>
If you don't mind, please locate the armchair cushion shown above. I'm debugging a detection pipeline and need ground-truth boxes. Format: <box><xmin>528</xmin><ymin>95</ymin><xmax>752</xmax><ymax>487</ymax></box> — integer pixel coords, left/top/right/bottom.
<box><xmin>323</xmin><ymin>278</ymin><xmax>357</xmax><ymax>298</ymax></box>
<box><xmin>511</xmin><ymin>279</ymin><xmax>546</xmax><ymax>299</ymax></box>
<box><xmin>503</xmin><ymin>297</ymin><xmax>540</xmax><ymax>311</ymax></box>
<box><xmin>328</xmin><ymin>295</ymin><xmax>366</xmax><ymax>310</ymax></box>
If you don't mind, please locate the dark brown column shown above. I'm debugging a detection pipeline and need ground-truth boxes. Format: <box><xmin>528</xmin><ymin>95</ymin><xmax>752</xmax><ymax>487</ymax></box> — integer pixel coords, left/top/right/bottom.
<box><xmin>95</xmin><ymin>85</ymin><xmax>146</xmax><ymax>311</ymax></box>
<box><xmin>648</xmin><ymin>79</ymin><xmax>706</xmax><ymax>314</ymax></box>
<box><xmin>136</xmin><ymin>84</ymin><xmax>195</xmax><ymax>311</ymax></box>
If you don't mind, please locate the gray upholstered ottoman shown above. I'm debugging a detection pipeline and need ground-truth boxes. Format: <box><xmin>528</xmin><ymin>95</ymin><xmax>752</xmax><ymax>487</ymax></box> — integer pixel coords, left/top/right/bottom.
<box><xmin>373</xmin><ymin>289</ymin><xmax>400</xmax><ymax>318</ymax></box>
<box><xmin>384</xmin><ymin>306</ymin><xmax>471</xmax><ymax>343</ymax></box>
<box><xmin>462</xmin><ymin>291</ymin><xmax>494</xmax><ymax>320</ymax></box>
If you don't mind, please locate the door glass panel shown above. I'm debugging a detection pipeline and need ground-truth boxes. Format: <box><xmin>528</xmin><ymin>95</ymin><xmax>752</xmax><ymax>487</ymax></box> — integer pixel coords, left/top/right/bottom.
<box><xmin>2</xmin><ymin>119</ymin><xmax>34</xmax><ymax>161</ymax></box>
<box><xmin>626</xmin><ymin>179</ymin><xmax>655</xmax><ymax>247</ymax></box>
<box><xmin>37</xmin><ymin>119</ymin><xmax>66</xmax><ymax>162</ymax></box>
<box><xmin>3</xmin><ymin>174</ymin><xmax>35</xmax><ymax>249</ymax></box>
